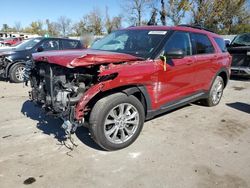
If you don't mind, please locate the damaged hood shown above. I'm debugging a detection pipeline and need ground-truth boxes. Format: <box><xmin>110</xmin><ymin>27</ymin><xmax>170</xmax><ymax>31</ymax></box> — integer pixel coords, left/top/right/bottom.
<box><xmin>32</xmin><ymin>49</ymin><xmax>143</xmax><ymax>68</ymax></box>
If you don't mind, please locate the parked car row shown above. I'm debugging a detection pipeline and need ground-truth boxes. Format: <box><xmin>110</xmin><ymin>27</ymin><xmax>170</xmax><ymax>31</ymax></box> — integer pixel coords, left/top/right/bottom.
<box><xmin>0</xmin><ymin>37</ymin><xmax>83</xmax><ymax>82</ymax></box>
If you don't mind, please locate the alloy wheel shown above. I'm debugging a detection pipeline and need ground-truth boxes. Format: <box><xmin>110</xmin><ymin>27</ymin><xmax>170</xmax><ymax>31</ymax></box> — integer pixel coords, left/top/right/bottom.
<box><xmin>104</xmin><ymin>103</ymin><xmax>139</xmax><ymax>144</ymax></box>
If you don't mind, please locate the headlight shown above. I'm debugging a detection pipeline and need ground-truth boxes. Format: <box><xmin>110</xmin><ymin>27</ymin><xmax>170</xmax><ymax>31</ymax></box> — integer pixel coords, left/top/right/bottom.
<box><xmin>5</xmin><ymin>56</ymin><xmax>13</xmax><ymax>62</ymax></box>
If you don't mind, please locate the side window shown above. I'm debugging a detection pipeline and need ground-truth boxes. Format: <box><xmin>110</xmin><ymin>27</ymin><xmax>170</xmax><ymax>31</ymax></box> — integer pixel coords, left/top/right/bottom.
<box><xmin>40</xmin><ymin>39</ymin><xmax>59</xmax><ymax>51</ymax></box>
<box><xmin>214</xmin><ymin>37</ymin><xmax>227</xmax><ymax>52</ymax></box>
<box><xmin>164</xmin><ymin>31</ymin><xmax>192</xmax><ymax>56</ymax></box>
<box><xmin>62</xmin><ymin>40</ymin><xmax>80</xmax><ymax>49</ymax></box>
<box><xmin>191</xmin><ymin>33</ymin><xmax>215</xmax><ymax>54</ymax></box>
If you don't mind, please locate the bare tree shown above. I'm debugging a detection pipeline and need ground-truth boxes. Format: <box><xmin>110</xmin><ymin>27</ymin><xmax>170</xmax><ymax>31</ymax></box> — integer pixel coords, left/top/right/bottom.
<box><xmin>57</xmin><ymin>16</ymin><xmax>72</xmax><ymax>36</ymax></box>
<box><xmin>112</xmin><ymin>16</ymin><xmax>122</xmax><ymax>30</ymax></box>
<box><xmin>72</xmin><ymin>17</ymin><xmax>89</xmax><ymax>36</ymax></box>
<box><xmin>14</xmin><ymin>21</ymin><xmax>22</xmax><ymax>32</ymax></box>
<box><xmin>105</xmin><ymin>7</ymin><xmax>122</xmax><ymax>33</ymax></box>
<box><xmin>45</xmin><ymin>19</ymin><xmax>59</xmax><ymax>36</ymax></box>
<box><xmin>159</xmin><ymin>0</ymin><xmax>167</xmax><ymax>25</ymax></box>
<box><xmin>105</xmin><ymin>6</ymin><xmax>113</xmax><ymax>33</ymax></box>
<box><xmin>147</xmin><ymin>8</ymin><xmax>158</xmax><ymax>25</ymax></box>
<box><xmin>167</xmin><ymin>0</ymin><xmax>191</xmax><ymax>25</ymax></box>
<box><xmin>122</xmin><ymin>0</ymin><xmax>152</xmax><ymax>26</ymax></box>
<box><xmin>87</xmin><ymin>8</ymin><xmax>103</xmax><ymax>35</ymax></box>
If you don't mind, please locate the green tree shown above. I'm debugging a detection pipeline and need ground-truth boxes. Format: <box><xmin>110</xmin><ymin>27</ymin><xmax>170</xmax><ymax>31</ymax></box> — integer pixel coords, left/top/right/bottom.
<box><xmin>23</xmin><ymin>21</ymin><xmax>45</xmax><ymax>35</ymax></box>
<box><xmin>190</xmin><ymin>0</ymin><xmax>250</xmax><ymax>34</ymax></box>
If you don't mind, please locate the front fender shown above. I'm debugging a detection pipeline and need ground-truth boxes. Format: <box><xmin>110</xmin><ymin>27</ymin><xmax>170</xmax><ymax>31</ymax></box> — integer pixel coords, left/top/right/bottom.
<box><xmin>75</xmin><ymin>60</ymin><xmax>158</xmax><ymax>120</ymax></box>
<box><xmin>6</xmin><ymin>60</ymin><xmax>26</xmax><ymax>77</ymax></box>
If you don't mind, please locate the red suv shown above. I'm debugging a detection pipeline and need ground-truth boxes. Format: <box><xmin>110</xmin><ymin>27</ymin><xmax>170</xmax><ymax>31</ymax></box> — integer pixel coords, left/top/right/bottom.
<box><xmin>26</xmin><ymin>25</ymin><xmax>231</xmax><ymax>150</ymax></box>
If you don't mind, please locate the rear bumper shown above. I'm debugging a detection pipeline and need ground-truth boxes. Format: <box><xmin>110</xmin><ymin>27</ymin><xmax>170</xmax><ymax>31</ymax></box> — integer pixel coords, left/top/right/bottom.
<box><xmin>231</xmin><ymin>66</ymin><xmax>250</xmax><ymax>76</ymax></box>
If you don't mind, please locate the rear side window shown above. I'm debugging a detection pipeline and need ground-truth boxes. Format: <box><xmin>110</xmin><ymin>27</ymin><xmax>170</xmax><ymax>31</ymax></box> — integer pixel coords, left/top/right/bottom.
<box><xmin>62</xmin><ymin>40</ymin><xmax>80</xmax><ymax>49</ymax></box>
<box><xmin>164</xmin><ymin>31</ymin><xmax>192</xmax><ymax>56</ymax></box>
<box><xmin>40</xmin><ymin>39</ymin><xmax>60</xmax><ymax>51</ymax></box>
<box><xmin>214</xmin><ymin>37</ymin><xmax>227</xmax><ymax>52</ymax></box>
<box><xmin>191</xmin><ymin>33</ymin><xmax>215</xmax><ymax>54</ymax></box>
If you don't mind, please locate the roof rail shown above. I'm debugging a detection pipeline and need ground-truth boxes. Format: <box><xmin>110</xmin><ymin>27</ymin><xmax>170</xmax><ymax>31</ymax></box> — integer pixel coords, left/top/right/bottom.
<box><xmin>178</xmin><ymin>24</ymin><xmax>214</xmax><ymax>33</ymax></box>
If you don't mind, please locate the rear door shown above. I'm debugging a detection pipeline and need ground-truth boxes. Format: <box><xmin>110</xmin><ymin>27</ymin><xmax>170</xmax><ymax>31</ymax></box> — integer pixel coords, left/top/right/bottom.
<box><xmin>190</xmin><ymin>33</ymin><xmax>217</xmax><ymax>91</ymax></box>
<box><xmin>156</xmin><ymin>31</ymin><xmax>197</xmax><ymax>107</ymax></box>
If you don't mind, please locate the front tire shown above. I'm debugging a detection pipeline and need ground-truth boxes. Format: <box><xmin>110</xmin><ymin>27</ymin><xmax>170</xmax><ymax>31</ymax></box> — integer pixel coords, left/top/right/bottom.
<box><xmin>89</xmin><ymin>93</ymin><xmax>145</xmax><ymax>151</ymax></box>
<box><xmin>9</xmin><ymin>63</ymin><xmax>25</xmax><ymax>83</ymax></box>
<box><xmin>201</xmin><ymin>76</ymin><xmax>224</xmax><ymax>106</ymax></box>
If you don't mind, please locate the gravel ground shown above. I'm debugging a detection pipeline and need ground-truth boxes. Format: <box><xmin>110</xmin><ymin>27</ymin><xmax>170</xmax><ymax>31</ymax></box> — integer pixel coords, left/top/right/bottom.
<box><xmin>0</xmin><ymin>78</ymin><xmax>249</xmax><ymax>188</ymax></box>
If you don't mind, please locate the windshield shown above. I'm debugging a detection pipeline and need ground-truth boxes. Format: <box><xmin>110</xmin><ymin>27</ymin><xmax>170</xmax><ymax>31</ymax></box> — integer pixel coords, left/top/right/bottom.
<box><xmin>231</xmin><ymin>33</ymin><xmax>250</xmax><ymax>46</ymax></box>
<box><xmin>15</xmin><ymin>38</ymin><xmax>42</xmax><ymax>51</ymax></box>
<box><xmin>91</xmin><ymin>30</ymin><xmax>167</xmax><ymax>58</ymax></box>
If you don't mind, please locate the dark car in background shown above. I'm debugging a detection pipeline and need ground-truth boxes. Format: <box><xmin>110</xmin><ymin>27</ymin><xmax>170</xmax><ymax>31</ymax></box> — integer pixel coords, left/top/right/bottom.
<box><xmin>227</xmin><ymin>33</ymin><xmax>250</xmax><ymax>77</ymax></box>
<box><xmin>0</xmin><ymin>37</ymin><xmax>82</xmax><ymax>82</ymax></box>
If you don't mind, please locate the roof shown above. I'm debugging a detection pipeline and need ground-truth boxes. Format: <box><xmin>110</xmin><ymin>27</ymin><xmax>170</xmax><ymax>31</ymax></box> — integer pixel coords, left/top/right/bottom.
<box><xmin>124</xmin><ymin>25</ymin><xmax>220</xmax><ymax>37</ymax></box>
<box><xmin>33</xmin><ymin>37</ymin><xmax>80</xmax><ymax>41</ymax></box>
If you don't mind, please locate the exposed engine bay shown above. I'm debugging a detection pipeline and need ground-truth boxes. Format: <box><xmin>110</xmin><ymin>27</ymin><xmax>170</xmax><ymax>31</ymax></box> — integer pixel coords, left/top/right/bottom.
<box><xmin>25</xmin><ymin>60</ymin><xmax>106</xmax><ymax>136</ymax></box>
<box><xmin>27</xmin><ymin>61</ymin><xmax>98</xmax><ymax>115</ymax></box>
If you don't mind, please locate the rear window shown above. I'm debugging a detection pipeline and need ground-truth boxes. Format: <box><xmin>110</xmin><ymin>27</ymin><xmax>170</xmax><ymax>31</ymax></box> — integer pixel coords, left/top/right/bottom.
<box><xmin>214</xmin><ymin>37</ymin><xmax>227</xmax><ymax>52</ymax></box>
<box><xmin>62</xmin><ymin>40</ymin><xmax>80</xmax><ymax>49</ymax></box>
<box><xmin>191</xmin><ymin>33</ymin><xmax>215</xmax><ymax>54</ymax></box>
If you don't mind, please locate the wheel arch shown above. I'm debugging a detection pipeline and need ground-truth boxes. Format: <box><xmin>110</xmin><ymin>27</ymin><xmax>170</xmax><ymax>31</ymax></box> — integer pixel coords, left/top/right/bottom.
<box><xmin>209</xmin><ymin>67</ymin><xmax>229</xmax><ymax>90</ymax></box>
<box><xmin>218</xmin><ymin>70</ymin><xmax>228</xmax><ymax>88</ymax></box>
<box><xmin>6</xmin><ymin>60</ymin><xmax>26</xmax><ymax>77</ymax></box>
<box><xmin>83</xmin><ymin>85</ymin><xmax>151</xmax><ymax>120</ymax></box>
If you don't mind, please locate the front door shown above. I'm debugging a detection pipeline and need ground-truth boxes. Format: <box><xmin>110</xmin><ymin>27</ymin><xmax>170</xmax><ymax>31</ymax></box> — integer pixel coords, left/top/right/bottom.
<box><xmin>155</xmin><ymin>31</ymin><xmax>197</xmax><ymax>108</ymax></box>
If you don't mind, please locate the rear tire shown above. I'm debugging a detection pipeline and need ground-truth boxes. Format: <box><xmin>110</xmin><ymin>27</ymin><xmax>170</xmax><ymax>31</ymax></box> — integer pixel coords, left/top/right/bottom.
<box><xmin>89</xmin><ymin>93</ymin><xmax>145</xmax><ymax>151</ymax></box>
<box><xmin>9</xmin><ymin>63</ymin><xmax>25</xmax><ymax>83</ymax></box>
<box><xmin>201</xmin><ymin>76</ymin><xmax>224</xmax><ymax>106</ymax></box>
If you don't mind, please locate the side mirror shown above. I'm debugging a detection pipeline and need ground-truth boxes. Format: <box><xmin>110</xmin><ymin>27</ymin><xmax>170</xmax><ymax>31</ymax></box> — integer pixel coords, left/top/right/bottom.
<box><xmin>164</xmin><ymin>49</ymin><xmax>185</xmax><ymax>59</ymax></box>
<box><xmin>226</xmin><ymin>43</ymin><xmax>230</xmax><ymax>48</ymax></box>
<box><xmin>37</xmin><ymin>46</ymin><xmax>44</xmax><ymax>52</ymax></box>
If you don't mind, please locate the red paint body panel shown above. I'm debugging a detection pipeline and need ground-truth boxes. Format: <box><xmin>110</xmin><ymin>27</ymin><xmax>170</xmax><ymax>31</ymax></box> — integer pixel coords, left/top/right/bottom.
<box><xmin>1</xmin><ymin>37</ymin><xmax>22</xmax><ymax>46</ymax></box>
<box><xmin>32</xmin><ymin>49</ymin><xmax>142</xmax><ymax>68</ymax></box>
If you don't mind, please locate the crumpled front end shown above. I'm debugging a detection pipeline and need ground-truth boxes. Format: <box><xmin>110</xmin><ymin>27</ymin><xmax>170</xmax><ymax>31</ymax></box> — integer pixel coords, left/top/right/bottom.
<box><xmin>26</xmin><ymin>57</ymin><xmax>123</xmax><ymax>136</ymax></box>
<box><xmin>27</xmin><ymin>60</ymin><xmax>97</xmax><ymax>121</ymax></box>
<box><xmin>0</xmin><ymin>55</ymin><xmax>12</xmax><ymax>78</ymax></box>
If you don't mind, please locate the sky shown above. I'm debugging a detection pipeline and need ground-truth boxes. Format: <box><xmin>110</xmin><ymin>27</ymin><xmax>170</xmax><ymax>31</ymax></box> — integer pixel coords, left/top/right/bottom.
<box><xmin>0</xmin><ymin>0</ymin><xmax>123</xmax><ymax>28</ymax></box>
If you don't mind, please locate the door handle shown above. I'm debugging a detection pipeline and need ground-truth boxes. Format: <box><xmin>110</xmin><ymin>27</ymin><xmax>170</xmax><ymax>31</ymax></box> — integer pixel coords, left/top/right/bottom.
<box><xmin>186</xmin><ymin>60</ymin><xmax>193</xmax><ymax>65</ymax></box>
<box><xmin>213</xmin><ymin>55</ymin><xmax>219</xmax><ymax>60</ymax></box>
